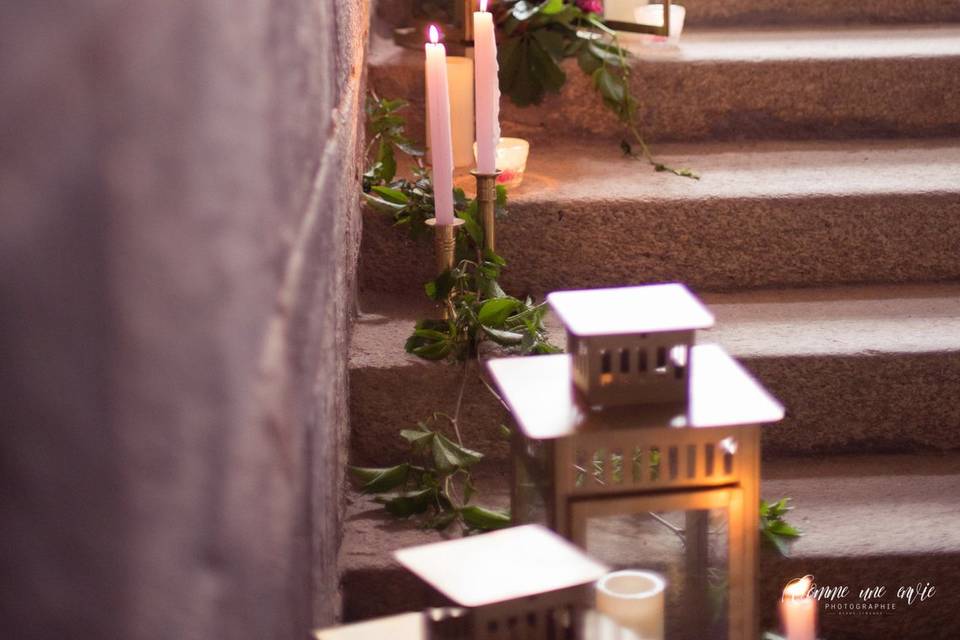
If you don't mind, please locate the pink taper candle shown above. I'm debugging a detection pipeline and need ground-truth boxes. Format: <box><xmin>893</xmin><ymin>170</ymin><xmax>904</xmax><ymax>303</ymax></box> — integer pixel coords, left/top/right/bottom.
<box><xmin>473</xmin><ymin>0</ymin><xmax>500</xmax><ymax>174</ymax></box>
<box><xmin>781</xmin><ymin>576</ymin><xmax>817</xmax><ymax>640</ymax></box>
<box><xmin>425</xmin><ymin>25</ymin><xmax>455</xmax><ymax>225</ymax></box>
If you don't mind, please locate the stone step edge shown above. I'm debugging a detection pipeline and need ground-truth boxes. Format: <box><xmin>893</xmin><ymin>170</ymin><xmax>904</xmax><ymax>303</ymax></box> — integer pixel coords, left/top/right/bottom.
<box><xmin>340</xmin><ymin>453</ymin><xmax>960</xmax><ymax>638</ymax></box>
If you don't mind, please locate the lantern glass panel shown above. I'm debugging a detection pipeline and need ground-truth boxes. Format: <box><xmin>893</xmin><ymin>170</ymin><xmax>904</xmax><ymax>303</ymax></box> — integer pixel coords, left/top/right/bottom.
<box><xmin>581</xmin><ymin>508</ymin><xmax>730</xmax><ymax>640</ymax></box>
<box><xmin>569</xmin><ymin>486</ymin><xmax>746</xmax><ymax>640</ymax></box>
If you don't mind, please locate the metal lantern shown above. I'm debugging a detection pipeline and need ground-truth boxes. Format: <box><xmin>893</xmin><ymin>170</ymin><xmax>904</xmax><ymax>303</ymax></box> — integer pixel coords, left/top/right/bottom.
<box><xmin>486</xmin><ymin>284</ymin><xmax>785</xmax><ymax>640</ymax></box>
<box><xmin>395</xmin><ymin>524</ymin><xmax>609</xmax><ymax>639</ymax></box>
<box><xmin>549</xmin><ymin>284</ymin><xmax>714</xmax><ymax>407</ymax></box>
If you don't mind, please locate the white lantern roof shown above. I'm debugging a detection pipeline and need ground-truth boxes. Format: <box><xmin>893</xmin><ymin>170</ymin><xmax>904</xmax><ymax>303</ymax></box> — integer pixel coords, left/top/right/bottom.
<box><xmin>394</xmin><ymin>524</ymin><xmax>608</xmax><ymax>607</ymax></box>
<box><xmin>547</xmin><ymin>283</ymin><xmax>715</xmax><ymax>337</ymax></box>
<box><xmin>486</xmin><ymin>344</ymin><xmax>785</xmax><ymax>440</ymax></box>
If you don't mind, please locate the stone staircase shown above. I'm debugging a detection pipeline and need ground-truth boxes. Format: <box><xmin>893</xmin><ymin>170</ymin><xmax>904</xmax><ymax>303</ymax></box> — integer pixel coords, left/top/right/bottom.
<box><xmin>346</xmin><ymin>3</ymin><xmax>960</xmax><ymax>638</ymax></box>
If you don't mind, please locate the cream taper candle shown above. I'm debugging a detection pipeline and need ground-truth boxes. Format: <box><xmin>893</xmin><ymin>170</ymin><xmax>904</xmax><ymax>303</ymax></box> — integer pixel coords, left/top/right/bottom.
<box><xmin>425</xmin><ymin>25</ymin><xmax>455</xmax><ymax>225</ymax></box>
<box><xmin>473</xmin><ymin>0</ymin><xmax>500</xmax><ymax>174</ymax></box>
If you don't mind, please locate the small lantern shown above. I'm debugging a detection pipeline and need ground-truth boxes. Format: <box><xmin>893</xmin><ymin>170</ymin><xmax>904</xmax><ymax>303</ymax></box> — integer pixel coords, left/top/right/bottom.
<box><xmin>486</xmin><ymin>284</ymin><xmax>785</xmax><ymax>640</ymax></box>
<box><xmin>548</xmin><ymin>284</ymin><xmax>714</xmax><ymax>407</ymax></box>
<box><xmin>396</xmin><ymin>524</ymin><xmax>609</xmax><ymax>639</ymax></box>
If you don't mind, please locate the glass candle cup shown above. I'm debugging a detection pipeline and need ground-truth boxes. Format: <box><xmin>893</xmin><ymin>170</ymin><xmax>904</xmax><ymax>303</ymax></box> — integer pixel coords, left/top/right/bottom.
<box><xmin>634</xmin><ymin>4</ymin><xmax>686</xmax><ymax>46</ymax></box>
<box><xmin>473</xmin><ymin>137</ymin><xmax>530</xmax><ymax>189</ymax></box>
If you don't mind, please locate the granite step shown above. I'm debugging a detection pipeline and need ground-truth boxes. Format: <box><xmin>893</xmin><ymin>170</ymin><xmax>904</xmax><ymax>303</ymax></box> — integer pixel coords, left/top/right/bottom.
<box><xmin>360</xmin><ymin>137</ymin><xmax>960</xmax><ymax>297</ymax></box>
<box><xmin>340</xmin><ymin>453</ymin><xmax>960</xmax><ymax>640</ymax></box>
<box><xmin>670</xmin><ymin>0</ymin><xmax>960</xmax><ymax>27</ymax></box>
<box><xmin>349</xmin><ymin>283</ymin><xmax>960</xmax><ymax>466</ymax></box>
<box><xmin>374</xmin><ymin>0</ymin><xmax>960</xmax><ymax>34</ymax></box>
<box><xmin>369</xmin><ymin>26</ymin><xmax>960</xmax><ymax>145</ymax></box>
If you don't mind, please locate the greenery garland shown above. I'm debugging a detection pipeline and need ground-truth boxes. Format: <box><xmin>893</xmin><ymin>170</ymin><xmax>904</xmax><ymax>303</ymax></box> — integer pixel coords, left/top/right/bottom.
<box><xmin>357</xmin><ymin>94</ymin><xmax>799</xmax><ymax>552</ymax></box>
<box><xmin>495</xmin><ymin>0</ymin><xmax>699</xmax><ymax>178</ymax></box>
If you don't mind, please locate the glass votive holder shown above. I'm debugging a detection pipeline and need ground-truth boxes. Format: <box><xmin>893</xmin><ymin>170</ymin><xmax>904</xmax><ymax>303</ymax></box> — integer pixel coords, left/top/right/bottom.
<box><xmin>473</xmin><ymin>137</ymin><xmax>530</xmax><ymax>189</ymax></box>
<box><xmin>595</xmin><ymin>570</ymin><xmax>666</xmax><ymax>640</ymax></box>
<box><xmin>634</xmin><ymin>4</ymin><xmax>686</xmax><ymax>46</ymax></box>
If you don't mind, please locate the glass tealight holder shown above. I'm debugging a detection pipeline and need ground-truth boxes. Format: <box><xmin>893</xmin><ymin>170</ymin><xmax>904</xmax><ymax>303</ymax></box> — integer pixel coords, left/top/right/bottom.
<box><xmin>634</xmin><ymin>4</ymin><xmax>686</xmax><ymax>46</ymax></box>
<box><xmin>473</xmin><ymin>137</ymin><xmax>530</xmax><ymax>189</ymax></box>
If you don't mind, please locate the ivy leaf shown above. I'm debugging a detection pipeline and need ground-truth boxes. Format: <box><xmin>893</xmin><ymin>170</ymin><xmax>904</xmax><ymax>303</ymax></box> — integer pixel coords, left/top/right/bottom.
<box><xmin>482</xmin><ymin>325</ymin><xmax>525</xmax><ymax>345</ymax></box>
<box><xmin>762</xmin><ymin>528</ymin><xmax>794</xmax><ymax>558</ymax></box>
<box><xmin>495</xmin><ymin>184</ymin><xmax>509</xmax><ymax>216</ymax></box>
<box><xmin>593</xmin><ymin>67</ymin><xmax>625</xmax><ymax>104</ymax></box>
<box><xmin>588</xmin><ymin>41</ymin><xmax>625</xmax><ymax>66</ymax></box>
<box><xmin>457</xmin><ymin>202</ymin><xmax>484</xmax><ymax>245</ymax></box>
<box><xmin>362</xmin><ymin>192</ymin><xmax>407</xmax><ymax>212</ymax></box>
<box><xmin>577</xmin><ymin>46</ymin><xmax>602</xmax><ymax>75</ymax></box>
<box><xmin>760</xmin><ymin>497</ymin><xmax>802</xmax><ymax>557</ymax></box>
<box><xmin>371</xmin><ymin>185</ymin><xmax>408</xmax><ymax>205</ymax></box>
<box><xmin>528</xmin><ymin>36</ymin><xmax>566</xmax><ymax>94</ymax></box>
<box><xmin>376</xmin><ymin>488</ymin><xmax>434</xmax><ymax>518</ymax></box>
<box><xmin>405</xmin><ymin>322</ymin><xmax>454</xmax><ymax>360</ymax></box>
<box><xmin>349</xmin><ymin>463</ymin><xmax>410</xmax><ymax>494</ymax></box>
<box><xmin>425</xmin><ymin>269</ymin><xmax>455</xmax><ymax>301</ymax></box>
<box><xmin>532</xmin><ymin>28</ymin><xmax>567</xmax><ymax>62</ymax></box>
<box><xmin>400</xmin><ymin>428</ymin><xmax>434</xmax><ymax>448</ymax></box>
<box><xmin>461</xmin><ymin>505</ymin><xmax>512</xmax><ymax>531</ymax></box>
<box><xmin>499</xmin><ymin>36</ymin><xmax>547</xmax><ymax>106</ymax></box>
<box><xmin>481</xmin><ymin>277</ymin><xmax>507</xmax><ymax>300</ymax></box>
<box><xmin>478</xmin><ymin>297</ymin><xmax>521</xmax><ymax>326</ymax></box>
<box><xmin>395</xmin><ymin>139</ymin><xmax>424</xmax><ymax>157</ymax></box>
<box><xmin>431</xmin><ymin>433</ymin><xmax>483</xmax><ymax>472</ymax></box>
<box><xmin>376</xmin><ymin>140</ymin><xmax>397</xmax><ymax>182</ymax></box>
<box><xmin>539</xmin><ymin>0</ymin><xmax>566</xmax><ymax>15</ymax></box>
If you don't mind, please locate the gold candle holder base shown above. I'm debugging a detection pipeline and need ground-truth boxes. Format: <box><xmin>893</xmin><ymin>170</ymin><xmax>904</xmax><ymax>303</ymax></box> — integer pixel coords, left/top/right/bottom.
<box><xmin>426</xmin><ymin>217</ymin><xmax>465</xmax><ymax>319</ymax></box>
<box><xmin>470</xmin><ymin>169</ymin><xmax>502</xmax><ymax>253</ymax></box>
<box><xmin>425</xmin><ymin>217</ymin><xmax>465</xmax><ymax>275</ymax></box>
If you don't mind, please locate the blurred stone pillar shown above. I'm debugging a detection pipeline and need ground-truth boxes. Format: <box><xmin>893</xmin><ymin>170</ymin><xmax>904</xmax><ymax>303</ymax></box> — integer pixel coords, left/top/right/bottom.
<box><xmin>0</xmin><ymin>0</ymin><xmax>367</xmax><ymax>637</ymax></box>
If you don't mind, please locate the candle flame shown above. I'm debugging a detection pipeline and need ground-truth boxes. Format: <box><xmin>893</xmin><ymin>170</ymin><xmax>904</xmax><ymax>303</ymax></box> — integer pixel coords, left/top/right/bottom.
<box><xmin>480</xmin><ymin>0</ymin><xmax>488</xmax><ymax>11</ymax></box>
<box><xmin>429</xmin><ymin>24</ymin><xmax>440</xmax><ymax>44</ymax></box>
<box><xmin>782</xmin><ymin>575</ymin><xmax>814</xmax><ymax>601</ymax></box>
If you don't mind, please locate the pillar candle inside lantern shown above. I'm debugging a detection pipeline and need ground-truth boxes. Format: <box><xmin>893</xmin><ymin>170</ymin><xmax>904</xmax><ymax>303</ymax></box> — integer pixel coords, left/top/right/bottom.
<box><xmin>595</xmin><ymin>570</ymin><xmax>666</xmax><ymax>640</ymax></box>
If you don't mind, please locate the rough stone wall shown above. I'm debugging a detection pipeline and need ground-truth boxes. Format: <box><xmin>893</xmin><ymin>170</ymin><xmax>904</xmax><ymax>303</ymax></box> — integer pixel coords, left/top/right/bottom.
<box><xmin>0</xmin><ymin>0</ymin><xmax>366</xmax><ymax>637</ymax></box>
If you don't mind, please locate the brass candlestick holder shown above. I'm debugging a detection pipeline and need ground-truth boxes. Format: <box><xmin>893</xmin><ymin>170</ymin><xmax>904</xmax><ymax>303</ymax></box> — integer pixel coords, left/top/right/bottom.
<box><xmin>470</xmin><ymin>169</ymin><xmax>501</xmax><ymax>252</ymax></box>
<box><xmin>426</xmin><ymin>217</ymin><xmax>465</xmax><ymax>319</ymax></box>
<box><xmin>425</xmin><ymin>217</ymin><xmax>465</xmax><ymax>274</ymax></box>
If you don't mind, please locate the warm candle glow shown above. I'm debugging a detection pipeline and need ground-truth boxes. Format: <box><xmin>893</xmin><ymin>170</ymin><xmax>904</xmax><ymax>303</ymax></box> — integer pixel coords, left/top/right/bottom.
<box><xmin>781</xmin><ymin>575</ymin><xmax>816</xmax><ymax>640</ymax></box>
<box><xmin>429</xmin><ymin>24</ymin><xmax>440</xmax><ymax>44</ymax></box>
<box><xmin>783</xmin><ymin>575</ymin><xmax>813</xmax><ymax>600</ymax></box>
<box><xmin>479</xmin><ymin>0</ymin><xmax>488</xmax><ymax>11</ymax></box>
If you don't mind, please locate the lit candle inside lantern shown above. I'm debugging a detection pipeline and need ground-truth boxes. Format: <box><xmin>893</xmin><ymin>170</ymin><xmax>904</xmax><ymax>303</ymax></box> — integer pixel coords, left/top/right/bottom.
<box><xmin>781</xmin><ymin>575</ymin><xmax>817</xmax><ymax>640</ymax></box>
<box><xmin>473</xmin><ymin>0</ymin><xmax>500</xmax><ymax>174</ymax></box>
<box><xmin>425</xmin><ymin>25</ymin><xmax>455</xmax><ymax>225</ymax></box>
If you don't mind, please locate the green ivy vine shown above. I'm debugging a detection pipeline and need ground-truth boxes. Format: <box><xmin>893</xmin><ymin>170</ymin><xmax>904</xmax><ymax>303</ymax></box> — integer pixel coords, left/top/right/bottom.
<box><xmin>357</xmin><ymin>94</ymin><xmax>800</xmax><ymax>552</ymax></box>
<box><xmin>494</xmin><ymin>0</ymin><xmax>699</xmax><ymax>178</ymax></box>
